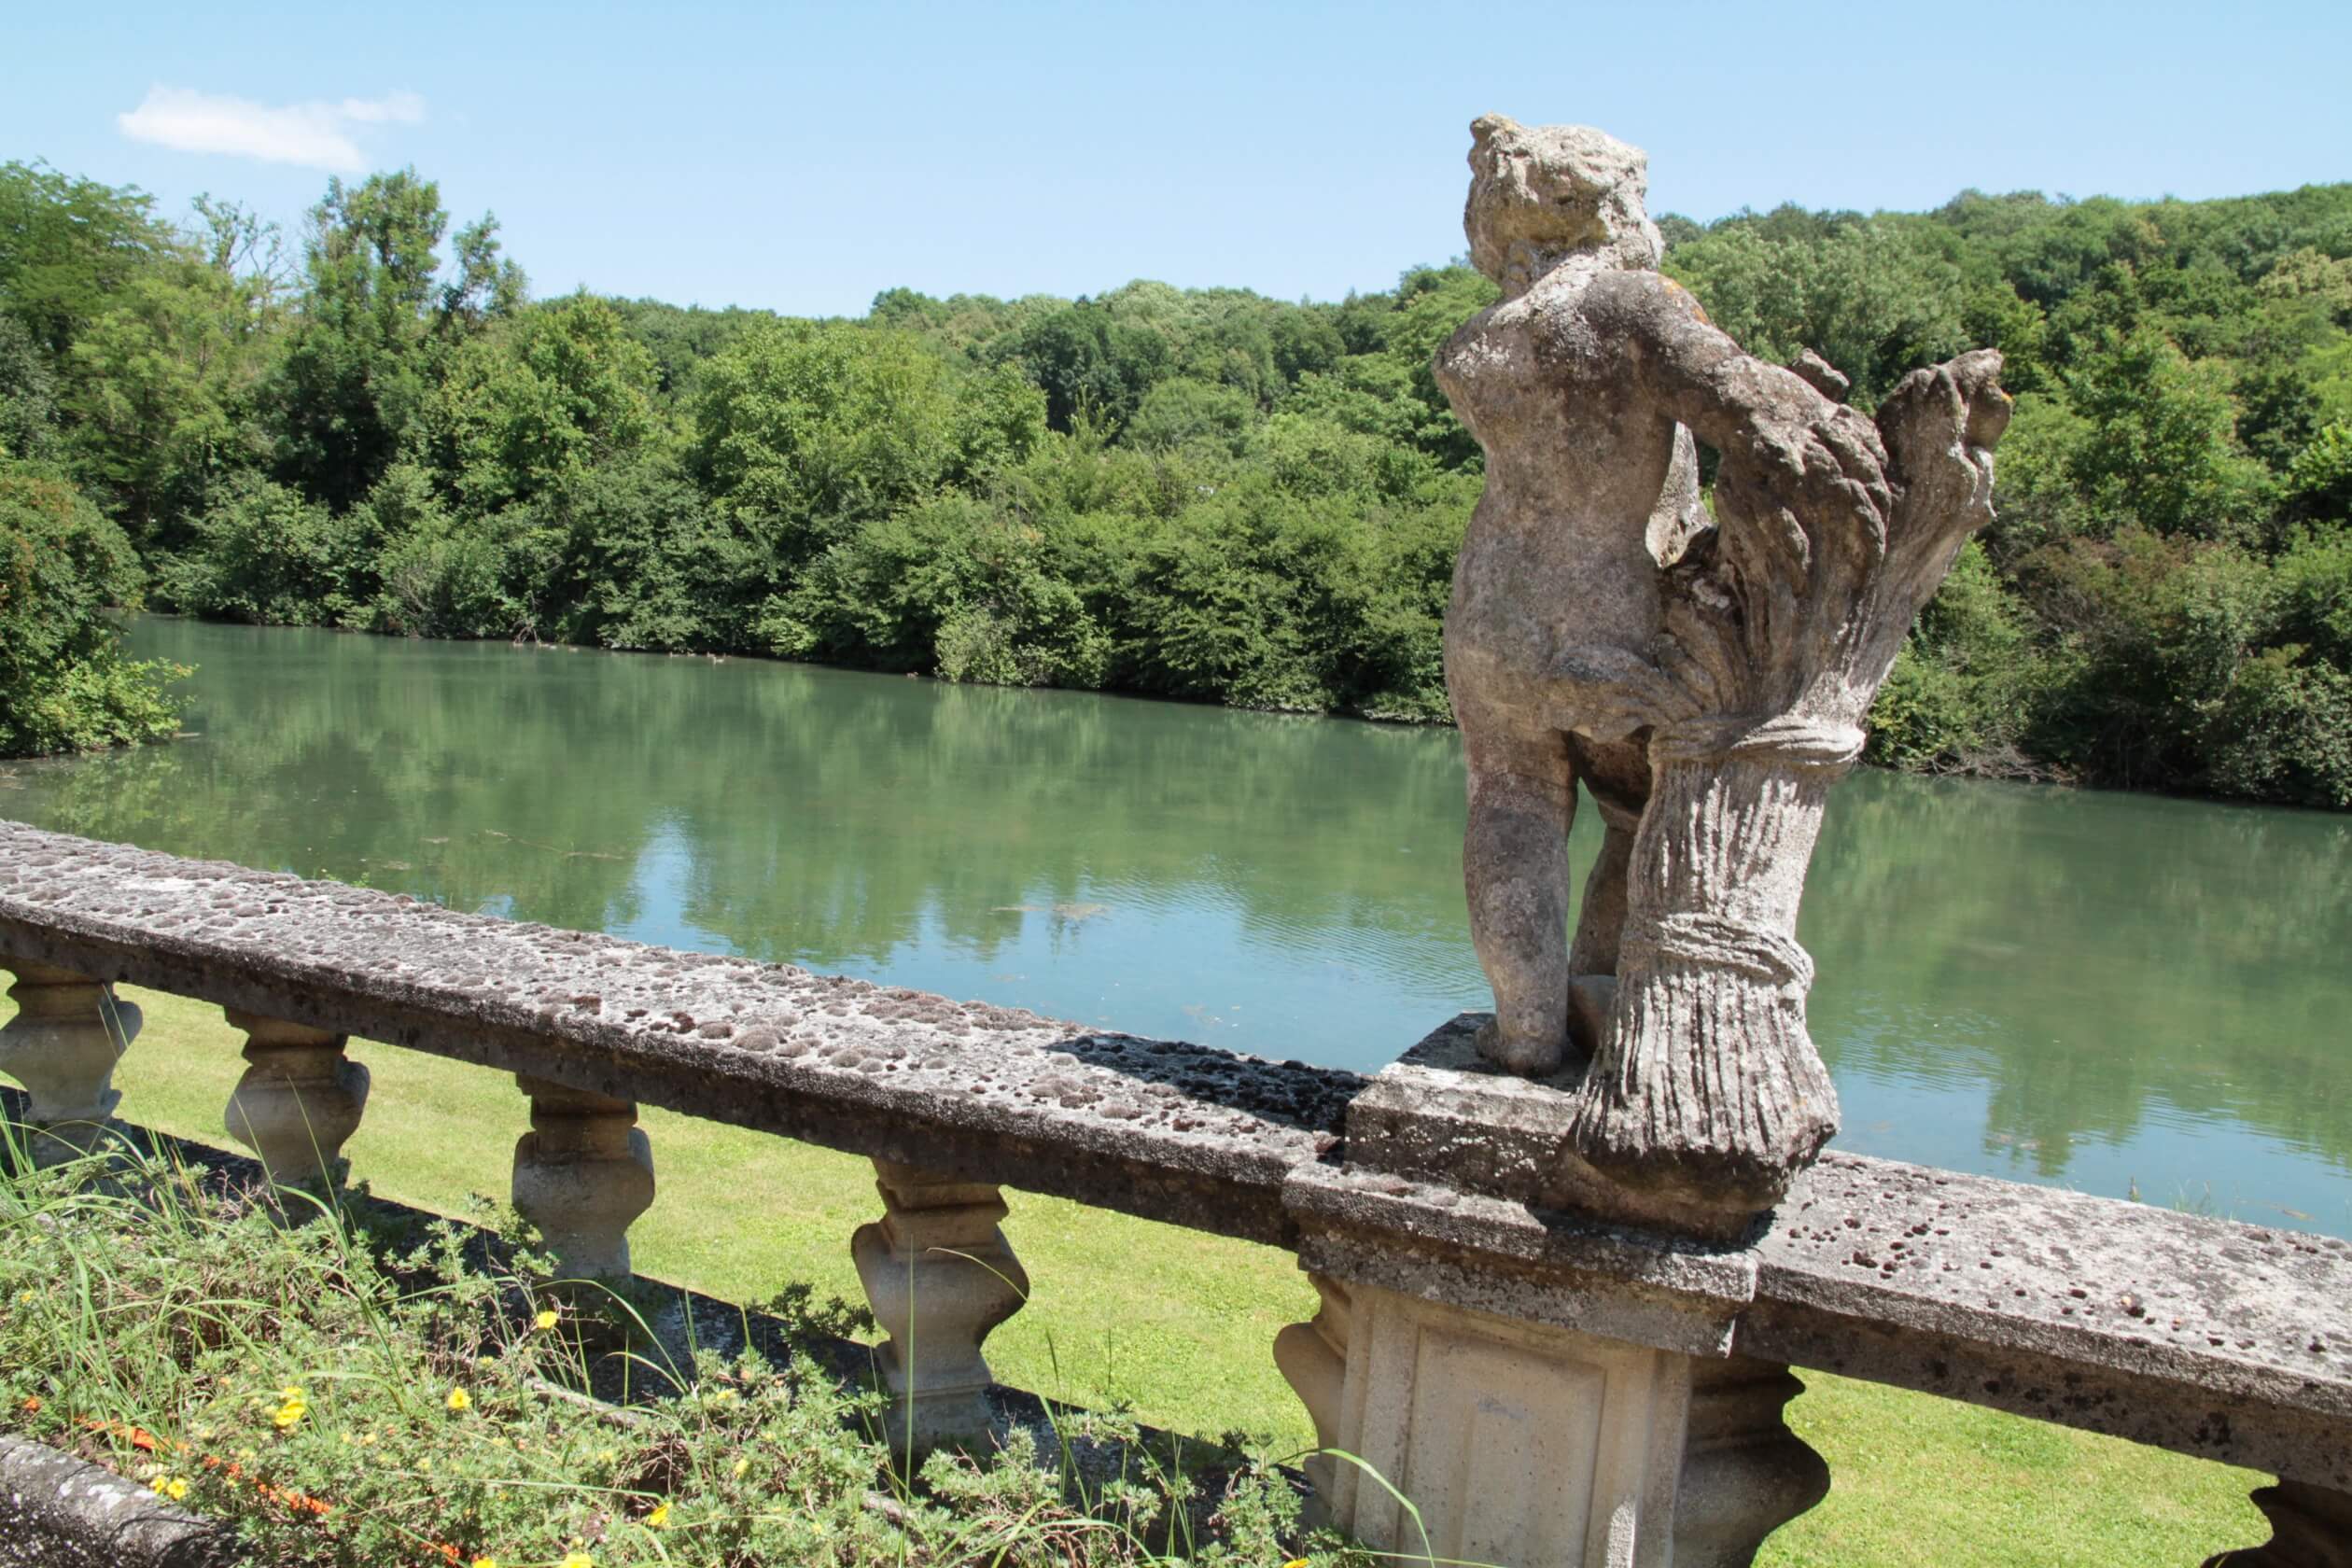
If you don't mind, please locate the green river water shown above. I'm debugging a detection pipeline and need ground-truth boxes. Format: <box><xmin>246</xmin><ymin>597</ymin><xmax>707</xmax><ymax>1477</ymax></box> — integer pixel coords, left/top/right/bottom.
<box><xmin>7</xmin><ymin>618</ymin><xmax>2348</xmax><ymax>1239</ymax></box>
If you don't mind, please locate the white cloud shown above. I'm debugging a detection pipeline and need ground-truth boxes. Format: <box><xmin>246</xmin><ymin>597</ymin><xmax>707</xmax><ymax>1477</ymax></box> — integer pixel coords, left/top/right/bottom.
<box><xmin>117</xmin><ymin>86</ymin><xmax>427</xmax><ymax>172</ymax></box>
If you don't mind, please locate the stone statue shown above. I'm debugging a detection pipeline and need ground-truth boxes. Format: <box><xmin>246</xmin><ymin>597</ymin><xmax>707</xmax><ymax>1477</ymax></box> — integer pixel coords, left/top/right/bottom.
<box><xmin>1436</xmin><ymin>116</ymin><xmax>2009</xmax><ymax>1216</ymax></box>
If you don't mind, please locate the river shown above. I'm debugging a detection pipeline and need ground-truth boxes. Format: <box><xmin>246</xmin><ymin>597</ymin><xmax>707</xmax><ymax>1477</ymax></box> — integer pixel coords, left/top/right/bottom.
<box><xmin>7</xmin><ymin>617</ymin><xmax>2348</xmax><ymax>1239</ymax></box>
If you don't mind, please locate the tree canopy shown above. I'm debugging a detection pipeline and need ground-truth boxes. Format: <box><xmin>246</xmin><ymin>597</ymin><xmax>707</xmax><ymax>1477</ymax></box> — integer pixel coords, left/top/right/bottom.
<box><xmin>3</xmin><ymin>155</ymin><xmax>2347</xmax><ymax>804</ymax></box>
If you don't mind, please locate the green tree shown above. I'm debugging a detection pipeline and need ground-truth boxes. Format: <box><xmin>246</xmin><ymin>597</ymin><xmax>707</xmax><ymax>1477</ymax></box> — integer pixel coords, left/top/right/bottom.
<box><xmin>0</xmin><ymin>162</ymin><xmax>173</xmax><ymax>360</ymax></box>
<box><xmin>2065</xmin><ymin>329</ymin><xmax>2269</xmax><ymax>541</ymax></box>
<box><xmin>693</xmin><ymin>319</ymin><xmax>1041</xmax><ymax>568</ymax></box>
<box><xmin>0</xmin><ymin>315</ymin><xmax>59</xmax><ymax>460</ymax></box>
<box><xmin>427</xmin><ymin>293</ymin><xmax>663</xmax><ymax>512</ymax></box>
<box><xmin>63</xmin><ymin>216</ymin><xmax>282</xmax><ymax>545</ymax></box>
<box><xmin>271</xmin><ymin>171</ymin><xmax>522</xmax><ymax>512</ymax></box>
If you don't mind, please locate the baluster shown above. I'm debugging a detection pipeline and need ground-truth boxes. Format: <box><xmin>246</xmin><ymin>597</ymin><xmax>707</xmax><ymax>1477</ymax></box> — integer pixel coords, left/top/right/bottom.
<box><xmin>222</xmin><ymin>1010</ymin><xmax>369</xmax><ymax>1184</ymax></box>
<box><xmin>0</xmin><ymin>960</ymin><xmax>139</xmax><ymax>1167</ymax></box>
<box><xmin>510</xmin><ymin>1074</ymin><xmax>654</xmax><ymax>1283</ymax></box>
<box><xmin>1272</xmin><ymin>1273</ymin><xmax>1353</xmax><ymax>1510</ymax></box>
<box><xmin>2206</xmin><ymin>1480</ymin><xmax>2352</xmax><ymax>1568</ymax></box>
<box><xmin>852</xmin><ymin>1158</ymin><xmax>1029</xmax><ymax>1449</ymax></box>
<box><xmin>1673</xmin><ymin>1356</ymin><xmax>1830</xmax><ymax>1567</ymax></box>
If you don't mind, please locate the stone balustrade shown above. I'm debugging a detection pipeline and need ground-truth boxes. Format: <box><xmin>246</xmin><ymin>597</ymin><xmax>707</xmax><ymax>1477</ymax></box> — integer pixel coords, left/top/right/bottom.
<box><xmin>2</xmin><ymin>819</ymin><xmax>2347</xmax><ymax>1567</ymax></box>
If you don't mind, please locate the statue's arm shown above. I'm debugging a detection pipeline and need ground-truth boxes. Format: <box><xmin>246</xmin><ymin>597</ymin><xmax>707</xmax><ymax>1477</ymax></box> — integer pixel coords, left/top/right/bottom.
<box><xmin>1577</xmin><ymin>272</ymin><xmax>1892</xmax><ymax>536</ymax></box>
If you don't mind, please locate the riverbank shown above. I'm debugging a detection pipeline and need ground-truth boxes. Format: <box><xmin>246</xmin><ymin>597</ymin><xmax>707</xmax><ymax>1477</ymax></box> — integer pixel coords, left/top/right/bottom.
<box><xmin>13</xmin><ymin>984</ymin><xmax>2262</xmax><ymax>1565</ymax></box>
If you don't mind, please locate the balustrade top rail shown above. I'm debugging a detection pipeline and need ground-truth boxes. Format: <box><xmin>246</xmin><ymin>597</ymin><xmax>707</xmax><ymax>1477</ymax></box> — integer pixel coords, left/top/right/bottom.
<box><xmin>0</xmin><ymin>820</ymin><xmax>1356</xmax><ymax>1247</ymax></box>
<box><xmin>3</xmin><ymin>819</ymin><xmax>2348</xmax><ymax>1492</ymax></box>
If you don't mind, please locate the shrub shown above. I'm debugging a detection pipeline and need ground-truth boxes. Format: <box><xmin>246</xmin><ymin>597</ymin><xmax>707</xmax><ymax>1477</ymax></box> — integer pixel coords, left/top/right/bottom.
<box><xmin>1865</xmin><ymin>541</ymin><xmax>2050</xmax><ymax>774</ymax></box>
<box><xmin>157</xmin><ymin>471</ymin><xmax>372</xmax><ymax>625</ymax></box>
<box><xmin>2202</xmin><ymin>650</ymin><xmax>2352</xmax><ymax>807</ymax></box>
<box><xmin>762</xmin><ymin>492</ymin><xmax>1112</xmax><ymax>688</ymax></box>
<box><xmin>0</xmin><ymin>462</ymin><xmax>182</xmax><ymax>756</ymax></box>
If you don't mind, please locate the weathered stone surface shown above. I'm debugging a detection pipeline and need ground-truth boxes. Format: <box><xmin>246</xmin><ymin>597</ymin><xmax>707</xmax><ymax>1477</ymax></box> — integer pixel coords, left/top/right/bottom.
<box><xmin>1751</xmin><ymin>1153</ymin><xmax>2352</xmax><ymax>1491</ymax></box>
<box><xmin>1345</xmin><ymin>1013</ymin><xmax>1763</xmax><ymax>1242</ymax></box>
<box><xmin>1284</xmin><ymin>1157</ymin><xmax>1756</xmax><ymax>1358</ymax></box>
<box><xmin>1275</xmin><ymin>1279</ymin><xmax>1829</xmax><ymax>1563</ymax></box>
<box><xmin>221</xmin><ymin>1009</ymin><xmax>368</xmax><ymax>1184</ymax></box>
<box><xmin>854</xmin><ymin>1159</ymin><xmax>1029</xmax><ymax>1450</ymax></box>
<box><xmin>0</xmin><ymin>820</ymin><xmax>1356</xmax><ymax>1246</ymax></box>
<box><xmin>0</xmin><ymin>1432</ymin><xmax>227</xmax><ymax>1567</ymax></box>
<box><xmin>1270</xmin><ymin>1275</ymin><xmax>1351</xmax><ymax>1508</ymax></box>
<box><xmin>0</xmin><ymin>959</ymin><xmax>136</xmax><ymax>1166</ymax></box>
<box><xmin>1673</xmin><ymin>1356</ymin><xmax>1827</xmax><ymax>1567</ymax></box>
<box><xmin>511</xmin><ymin>1074</ymin><xmax>654</xmax><ymax>1281</ymax></box>
<box><xmin>1437</xmin><ymin>117</ymin><xmax>1699</xmax><ymax>1089</ymax></box>
<box><xmin>1435</xmin><ymin>115</ymin><xmax>2010</xmax><ymax>1219</ymax></box>
<box><xmin>1288</xmin><ymin>1133</ymin><xmax>2352</xmax><ymax>1490</ymax></box>
<box><xmin>1296</xmin><ymin>1277</ymin><xmax>1694</xmax><ymax>1566</ymax></box>
<box><xmin>7</xmin><ymin>821</ymin><xmax>2352</xmax><ymax>1495</ymax></box>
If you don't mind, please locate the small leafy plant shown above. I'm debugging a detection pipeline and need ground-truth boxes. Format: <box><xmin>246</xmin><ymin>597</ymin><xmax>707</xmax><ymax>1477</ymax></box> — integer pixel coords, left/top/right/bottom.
<box><xmin>0</xmin><ymin>1126</ymin><xmax>1350</xmax><ymax>1567</ymax></box>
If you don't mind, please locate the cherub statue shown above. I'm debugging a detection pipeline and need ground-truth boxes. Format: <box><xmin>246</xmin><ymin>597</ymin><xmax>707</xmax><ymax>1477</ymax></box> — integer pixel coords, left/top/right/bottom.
<box><xmin>1437</xmin><ymin>116</ymin><xmax>2009</xmax><ymax>1213</ymax></box>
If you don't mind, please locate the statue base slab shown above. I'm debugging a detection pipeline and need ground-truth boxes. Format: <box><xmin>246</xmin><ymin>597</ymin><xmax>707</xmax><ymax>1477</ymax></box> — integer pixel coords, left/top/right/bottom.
<box><xmin>1346</xmin><ymin>1014</ymin><xmax>1770</xmax><ymax>1243</ymax></box>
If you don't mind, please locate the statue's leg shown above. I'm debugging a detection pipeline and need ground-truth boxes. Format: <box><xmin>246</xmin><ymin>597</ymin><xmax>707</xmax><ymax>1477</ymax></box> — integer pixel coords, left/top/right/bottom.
<box><xmin>1462</xmin><ymin>722</ymin><xmax>1576</xmax><ymax>1076</ymax></box>
<box><xmin>1567</xmin><ymin>813</ymin><xmax>1635</xmax><ymax>975</ymax></box>
<box><xmin>1563</xmin><ymin>735</ymin><xmax>1651</xmax><ymax>978</ymax></box>
<box><xmin>1562</xmin><ymin>735</ymin><xmax>1651</xmax><ymax>1056</ymax></box>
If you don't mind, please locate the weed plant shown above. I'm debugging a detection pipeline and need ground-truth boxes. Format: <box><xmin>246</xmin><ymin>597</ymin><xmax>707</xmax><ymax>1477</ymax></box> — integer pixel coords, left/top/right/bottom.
<box><xmin>0</xmin><ymin>1127</ymin><xmax>1343</xmax><ymax>1568</ymax></box>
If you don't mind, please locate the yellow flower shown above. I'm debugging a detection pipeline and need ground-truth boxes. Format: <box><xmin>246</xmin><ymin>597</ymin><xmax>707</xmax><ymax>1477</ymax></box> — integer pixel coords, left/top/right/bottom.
<box><xmin>276</xmin><ymin>1385</ymin><xmax>304</xmax><ymax>1402</ymax></box>
<box><xmin>559</xmin><ymin>1554</ymin><xmax>595</xmax><ymax>1568</ymax></box>
<box><xmin>730</xmin><ymin>1457</ymin><xmax>749</xmax><ymax>1478</ymax></box>
<box><xmin>534</xmin><ymin>1309</ymin><xmax>559</xmax><ymax>1331</ymax></box>
<box><xmin>165</xmin><ymin>1478</ymin><xmax>189</xmax><ymax>1502</ymax></box>
<box><xmin>446</xmin><ymin>1387</ymin><xmax>471</xmax><ymax>1412</ymax></box>
<box><xmin>272</xmin><ymin>1399</ymin><xmax>307</xmax><ymax>1429</ymax></box>
<box><xmin>472</xmin><ymin>1559</ymin><xmax>497</xmax><ymax>1568</ymax></box>
<box><xmin>1284</xmin><ymin>1559</ymin><xmax>1311</xmax><ymax>1568</ymax></box>
<box><xmin>646</xmin><ymin>1501</ymin><xmax>671</xmax><ymax>1528</ymax></box>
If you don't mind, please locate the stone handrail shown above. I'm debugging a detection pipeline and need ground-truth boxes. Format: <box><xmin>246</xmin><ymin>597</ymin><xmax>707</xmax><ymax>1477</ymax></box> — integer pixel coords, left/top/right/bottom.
<box><xmin>3</xmin><ymin>820</ymin><xmax>2346</xmax><ymax>1566</ymax></box>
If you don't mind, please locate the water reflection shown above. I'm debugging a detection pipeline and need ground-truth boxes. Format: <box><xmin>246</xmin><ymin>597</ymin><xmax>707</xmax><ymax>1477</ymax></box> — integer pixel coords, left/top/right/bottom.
<box><xmin>5</xmin><ymin>619</ymin><xmax>2346</xmax><ymax>1238</ymax></box>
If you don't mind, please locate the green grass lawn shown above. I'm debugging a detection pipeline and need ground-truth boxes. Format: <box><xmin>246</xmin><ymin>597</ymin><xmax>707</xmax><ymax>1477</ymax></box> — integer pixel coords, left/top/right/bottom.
<box><xmin>7</xmin><ymin>984</ymin><xmax>2269</xmax><ymax>1565</ymax></box>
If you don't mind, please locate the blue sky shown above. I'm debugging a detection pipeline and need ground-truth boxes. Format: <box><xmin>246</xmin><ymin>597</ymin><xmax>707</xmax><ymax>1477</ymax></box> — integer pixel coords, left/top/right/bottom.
<box><xmin>7</xmin><ymin>0</ymin><xmax>2348</xmax><ymax>317</ymax></box>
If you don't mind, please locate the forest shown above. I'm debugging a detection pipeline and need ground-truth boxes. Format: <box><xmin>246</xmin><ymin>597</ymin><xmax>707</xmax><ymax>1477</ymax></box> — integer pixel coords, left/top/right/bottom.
<box><xmin>2</xmin><ymin>159</ymin><xmax>2348</xmax><ymax>805</ymax></box>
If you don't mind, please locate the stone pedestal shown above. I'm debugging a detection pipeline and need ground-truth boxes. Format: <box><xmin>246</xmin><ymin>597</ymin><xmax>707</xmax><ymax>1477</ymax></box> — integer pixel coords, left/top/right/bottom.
<box><xmin>1278</xmin><ymin>1013</ymin><xmax>1827</xmax><ymax>1567</ymax></box>
<box><xmin>2207</xmin><ymin>1482</ymin><xmax>2352</xmax><ymax>1568</ymax></box>
<box><xmin>1295</xmin><ymin>1276</ymin><xmax>1693</xmax><ymax>1566</ymax></box>
<box><xmin>1276</xmin><ymin>1275</ymin><xmax>1825</xmax><ymax>1568</ymax></box>
<box><xmin>511</xmin><ymin>1074</ymin><xmax>654</xmax><ymax>1283</ymax></box>
<box><xmin>852</xmin><ymin>1158</ymin><xmax>1029</xmax><ymax>1451</ymax></box>
<box><xmin>0</xmin><ymin>960</ymin><xmax>138</xmax><ymax>1166</ymax></box>
<box><xmin>222</xmin><ymin>1010</ymin><xmax>369</xmax><ymax>1184</ymax></box>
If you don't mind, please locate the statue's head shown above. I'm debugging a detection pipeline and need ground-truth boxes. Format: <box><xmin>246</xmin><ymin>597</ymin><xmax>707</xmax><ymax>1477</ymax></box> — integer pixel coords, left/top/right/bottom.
<box><xmin>1464</xmin><ymin>116</ymin><xmax>1662</xmax><ymax>295</ymax></box>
